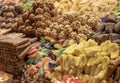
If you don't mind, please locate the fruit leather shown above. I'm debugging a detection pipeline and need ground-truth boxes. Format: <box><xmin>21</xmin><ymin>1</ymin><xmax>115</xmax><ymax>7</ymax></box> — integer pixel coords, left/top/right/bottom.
<box><xmin>0</xmin><ymin>71</ymin><xmax>13</xmax><ymax>83</ymax></box>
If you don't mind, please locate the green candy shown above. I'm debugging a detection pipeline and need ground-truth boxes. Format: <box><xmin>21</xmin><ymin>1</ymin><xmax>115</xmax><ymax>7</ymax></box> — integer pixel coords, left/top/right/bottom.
<box><xmin>42</xmin><ymin>49</ymin><xmax>49</xmax><ymax>54</ymax></box>
<box><xmin>38</xmin><ymin>67</ymin><xmax>44</xmax><ymax>76</ymax></box>
<box><xmin>22</xmin><ymin>0</ymin><xmax>35</xmax><ymax>9</ymax></box>
<box><xmin>26</xmin><ymin>58</ymin><xmax>36</xmax><ymax>64</ymax></box>
<box><xmin>38</xmin><ymin>47</ymin><xmax>45</xmax><ymax>52</ymax></box>
<box><xmin>40</xmin><ymin>37</ymin><xmax>47</xmax><ymax>46</ymax></box>
<box><xmin>58</xmin><ymin>48</ymin><xmax>67</xmax><ymax>56</ymax></box>
<box><xmin>114</xmin><ymin>6</ymin><xmax>120</xmax><ymax>18</ymax></box>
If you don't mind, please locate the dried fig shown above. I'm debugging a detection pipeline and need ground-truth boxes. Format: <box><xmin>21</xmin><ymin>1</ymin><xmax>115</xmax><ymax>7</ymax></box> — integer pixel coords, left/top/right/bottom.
<box><xmin>104</xmin><ymin>23</ymin><xmax>115</xmax><ymax>33</ymax></box>
<box><xmin>113</xmin><ymin>22</ymin><xmax>120</xmax><ymax>33</ymax></box>
<box><xmin>105</xmin><ymin>14</ymin><xmax>116</xmax><ymax>23</ymax></box>
<box><xmin>109</xmin><ymin>33</ymin><xmax>120</xmax><ymax>41</ymax></box>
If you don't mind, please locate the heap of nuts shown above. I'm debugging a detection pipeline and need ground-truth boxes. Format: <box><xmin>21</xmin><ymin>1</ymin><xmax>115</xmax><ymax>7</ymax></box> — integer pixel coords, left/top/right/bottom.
<box><xmin>17</xmin><ymin>1</ymin><xmax>60</xmax><ymax>37</ymax></box>
<box><xmin>0</xmin><ymin>0</ymin><xmax>22</xmax><ymax>4</ymax></box>
<box><xmin>0</xmin><ymin>3</ymin><xmax>23</xmax><ymax>30</ymax></box>
<box><xmin>50</xmin><ymin>0</ymin><xmax>118</xmax><ymax>17</ymax></box>
<box><xmin>43</xmin><ymin>12</ymin><xmax>100</xmax><ymax>41</ymax></box>
<box><xmin>90</xmin><ymin>14</ymin><xmax>120</xmax><ymax>45</ymax></box>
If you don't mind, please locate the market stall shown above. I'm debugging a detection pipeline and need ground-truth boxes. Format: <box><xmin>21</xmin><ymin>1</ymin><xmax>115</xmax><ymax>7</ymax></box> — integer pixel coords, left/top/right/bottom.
<box><xmin>0</xmin><ymin>0</ymin><xmax>120</xmax><ymax>83</ymax></box>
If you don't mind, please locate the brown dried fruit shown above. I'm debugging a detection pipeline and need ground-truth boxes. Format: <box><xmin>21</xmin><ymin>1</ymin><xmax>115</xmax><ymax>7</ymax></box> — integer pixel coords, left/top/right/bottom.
<box><xmin>113</xmin><ymin>22</ymin><xmax>120</xmax><ymax>33</ymax></box>
<box><xmin>109</xmin><ymin>33</ymin><xmax>120</xmax><ymax>41</ymax></box>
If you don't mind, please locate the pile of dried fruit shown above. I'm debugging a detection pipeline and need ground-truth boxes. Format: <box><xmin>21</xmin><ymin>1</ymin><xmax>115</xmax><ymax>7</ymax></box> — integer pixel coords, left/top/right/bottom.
<box><xmin>49</xmin><ymin>39</ymin><xmax>120</xmax><ymax>83</ymax></box>
<box><xmin>50</xmin><ymin>0</ymin><xmax>118</xmax><ymax>17</ymax></box>
<box><xmin>90</xmin><ymin>14</ymin><xmax>120</xmax><ymax>45</ymax></box>
<box><xmin>0</xmin><ymin>3</ymin><xmax>23</xmax><ymax>30</ymax></box>
<box><xmin>43</xmin><ymin>12</ymin><xmax>100</xmax><ymax>41</ymax></box>
<box><xmin>17</xmin><ymin>1</ymin><xmax>60</xmax><ymax>37</ymax></box>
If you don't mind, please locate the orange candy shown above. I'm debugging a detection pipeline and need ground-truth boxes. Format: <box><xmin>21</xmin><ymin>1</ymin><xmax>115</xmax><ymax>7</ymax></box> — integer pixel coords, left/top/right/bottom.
<box><xmin>42</xmin><ymin>57</ymin><xmax>52</xmax><ymax>65</ymax></box>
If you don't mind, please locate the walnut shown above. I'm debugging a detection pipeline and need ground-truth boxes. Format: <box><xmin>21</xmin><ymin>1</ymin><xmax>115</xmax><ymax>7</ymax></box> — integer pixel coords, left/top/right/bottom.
<box><xmin>58</xmin><ymin>31</ymin><xmax>66</xmax><ymax>39</ymax></box>
<box><xmin>69</xmin><ymin>32</ymin><xmax>78</xmax><ymax>39</ymax></box>
<box><xmin>44</xmin><ymin>12</ymin><xmax>51</xmax><ymax>20</ymax></box>
<box><xmin>6</xmin><ymin>23</ymin><xmax>13</xmax><ymax>29</ymax></box>
<box><xmin>18</xmin><ymin>25</ymin><xmax>25</xmax><ymax>32</ymax></box>
<box><xmin>35</xmin><ymin>21</ymin><xmax>43</xmax><ymax>27</ymax></box>
<box><xmin>44</xmin><ymin>28</ymin><xmax>51</xmax><ymax>36</ymax></box>
<box><xmin>8</xmin><ymin>6</ymin><xmax>15</xmax><ymax>12</ymax></box>
<box><xmin>25</xmin><ymin>19</ymin><xmax>30</xmax><ymax>26</ymax></box>
<box><xmin>47</xmin><ymin>2</ymin><xmax>55</xmax><ymax>10</ymax></box>
<box><xmin>0</xmin><ymin>11</ymin><xmax>2</xmax><ymax>16</ymax></box>
<box><xmin>34</xmin><ymin>15</ymin><xmax>45</xmax><ymax>22</ymax></box>
<box><xmin>17</xmin><ymin>18</ymin><xmax>23</xmax><ymax>26</ymax></box>
<box><xmin>78</xmin><ymin>34</ymin><xmax>87</xmax><ymax>40</ymax></box>
<box><xmin>1</xmin><ymin>22</ymin><xmax>6</xmax><ymax>28</ymax></box>
<box><xmin>57</xmin><ymin>18</ymin><xmax>64</xmax><ymax>23</ymax></box>
<box><xmin>39</xmin><ymin>22</ymin><xmax>46</xmax><ymax>29</ymax></box>
<box><xmin>22</xmin><ymin>11</ymin><xmax>29</xmax><ymax>21</ymax></box>
<box><xmin>7</xmin><ymin>18</ymin><xmax>15</xmax><ymax>23</ymax></box>
<box><xmin>29</xmin><ymin>14</ymin><xmax>35</xmax><ymax>22</ymax></box>
<box><xmin>45</xmin><ymin>20</ymin><xmax>51</xmax><ymax>27</ymax></box>
<box><xmin>62</xmin><ymin>21</ymin><xmax>70</xmax><ymax>25</ymax></box>
<box><xmin>25</xmin><ymin>26</ymin><xmax>33</xmax><ymax>33</ymax></box>
<box><xmin>44</xmin><ymin>6</ymin><xmax>50</xmax><ymax>12</ymax></box>
<box><xmin>14</xmin><ymin>5</ymin><xmax>23</xmax><ymax>14</ymax></box>
<box><xmin>36</xmin><ymin>28</ymin><xmax>44</xmax><ymax>37</ymax></box>
<box><xmin>35</xmin><ymin>8</ymin><xmax>44</xmax><ymax>14</ymax></box>
<box><xmin>50</xmin><ymin>9</ymin><xmax>57</xmax><ymax>17</ymax></box>
<box><xmin>36</xmin><ymin>1</ymin><xmax>44</xmax><ymax>8</ymax></box>
<box><xmin>32</xmin><ymin>2</ymin><xmax>38</xmax><ymax>9</ymax></box>
<box><xmin>12</xmin><ymin>23</ymin><xmax>18</xmax><ymax>31</ymax></box>
<box><xmin>65</xmin><ymin>25</ymin><xmax>72</xmax><ymax>33</ymax></box>
<box><xmin>1</xmin><ymin>5</ymin><xmax>9</xmax><ymax>12</ymax></box>
<box><xmin>0</xmin><ymin>17</ymin><xmax>5</xmax><ymax>22</ymax></box>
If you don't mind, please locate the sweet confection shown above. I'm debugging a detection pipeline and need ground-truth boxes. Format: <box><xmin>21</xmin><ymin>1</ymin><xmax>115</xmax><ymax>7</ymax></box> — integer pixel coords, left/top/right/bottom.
<box><xmin>0</xmin><ymin>0</ymin><xmax>120</xmax><ymax>83</ymax></box>
<box><xmin>90</xmin><ymin>14</ymin><xmax>120</xmax><ymax>45</ymax></box>
<box><xmin>16</xmin><ymin>1</ymin><xmax>60</xmax><ymax>37</ymax></box>
<box><xmin>0</xmin><ymin>33</ymin><xmax>37</xmax><ymax>76</ymax></box>
<box><xmin>0</xmin><ymin>3</ymin><xmax>23</xmax><ymax>30</ymax></box>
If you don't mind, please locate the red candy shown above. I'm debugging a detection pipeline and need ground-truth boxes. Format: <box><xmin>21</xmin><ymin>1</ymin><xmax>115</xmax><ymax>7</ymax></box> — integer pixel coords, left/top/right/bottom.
<box><xmin>34</xmin><ymin>43</ymin><xmax>41</xmax><ymax>49</ymax></box>
<box><xmin>59</xmin><ymin>39</ymin><xmax>66</xmax><ymax>45</ymax></box>
<box><xmin>28</xmin><ymin>48</ymin><xmax>38</xmax><ymax>55</ymax></box>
